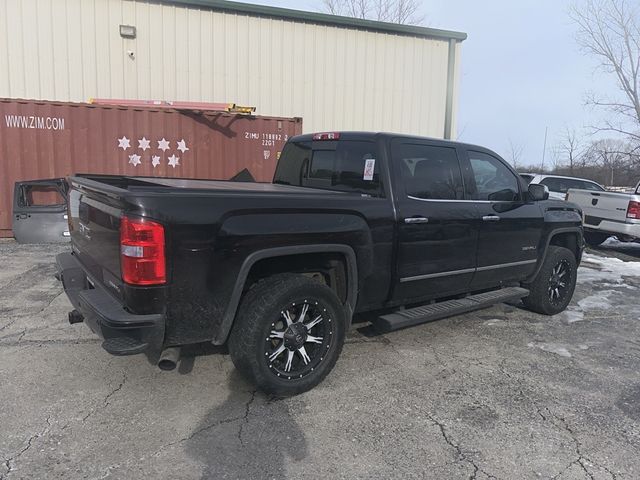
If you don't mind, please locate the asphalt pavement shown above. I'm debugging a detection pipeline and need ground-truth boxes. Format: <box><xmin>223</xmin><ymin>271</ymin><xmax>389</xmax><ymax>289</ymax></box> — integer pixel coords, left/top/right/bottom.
<box><xmin>1</xmin><ymin>239</ymin><xmax>640</xmax><ymax>479</ymax></box>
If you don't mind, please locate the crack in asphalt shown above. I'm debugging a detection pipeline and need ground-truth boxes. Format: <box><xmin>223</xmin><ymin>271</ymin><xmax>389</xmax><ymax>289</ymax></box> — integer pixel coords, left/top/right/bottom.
<box><xmin>0</xmin><ymin>318</ymin><xmax>18</xmax><ymax>332</ymax></box>
<box><xmin>37</xmin><ymin>291</ymin><xmax>64</xmax><ymax>315</ymax></box>
<box><xmin>425</xmin><ymin>413</ymin><xmax>498</xmax><ymax>480</ymax></box>
<box><xmin>151</xmin><ymin>389</ymin><xmax>258</xmax><ymax>459</ymax></box>
<box><xmin>152</xmin><ymin>415</ymin><xmax>246</xmax><ymax>457</ymax></box>
<box><xmin>547</xmin><ymin>410</ymin><xmax>618</xmax><ymax>480</ymax></box>
<box><xmin>0</xmin><ymin>338</ymin><xmax>101</xmax><ymax>348</ymax></box>
<box><xmin>237</xmin><ymin>390</ymin><xmax>257</xmax><ymax>447</ymax></box>
<box><xmin>496</xmin><ymin>359</ymin><xmax>618</xmax><ymax>480</ymax></box>
<box><xmin>82</xmin><ymin>371</ymin><xmax>127</xmax><ymax>423</ymax></box>
<box><xmin>1</xmin><ymin>415</ymin><xmax>51</xmax><ymax>479</ymax></box>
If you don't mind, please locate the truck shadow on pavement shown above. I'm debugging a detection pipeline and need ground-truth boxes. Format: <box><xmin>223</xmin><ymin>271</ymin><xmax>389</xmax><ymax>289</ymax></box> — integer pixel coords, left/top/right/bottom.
<box><xmin>185</xmin><ymin>369</ymin><xmax>308</xmax><ymax>479</ymax></box>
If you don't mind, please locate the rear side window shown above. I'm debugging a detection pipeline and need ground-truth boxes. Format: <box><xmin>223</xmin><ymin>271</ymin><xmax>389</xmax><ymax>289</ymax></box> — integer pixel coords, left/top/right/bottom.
<box><xmin>395</xmin><ymin>144</ymin><xmax>464</xmax><ymax>200</ymax></box>
<box><xmin>274</xmin><ymin>140</ymin><xmax>382</xmax><ymax>196</ymax></box>
<box><xmin>581</xmin><ymin>181</ymin><xmax>604</xmax><ymax>191</ymax></box>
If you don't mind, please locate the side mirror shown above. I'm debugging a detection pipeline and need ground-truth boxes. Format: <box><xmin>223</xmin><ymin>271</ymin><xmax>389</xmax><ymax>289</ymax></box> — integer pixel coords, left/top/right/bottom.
<box><xmin>528</xmin><ymin>183</ymin><xmax>549</xmax><ymax>201</ymax></box>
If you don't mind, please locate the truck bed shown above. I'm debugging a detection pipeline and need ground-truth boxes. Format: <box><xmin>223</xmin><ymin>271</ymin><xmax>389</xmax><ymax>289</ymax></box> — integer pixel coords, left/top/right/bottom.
<box><xmin>75</xmin><ymin>174</ymin><xmax>345</xmax><ymax>196</ymax></box>
<box><xmin>566</xmin><ymin>187</ymin><xmax>640</xmax><ymax>239</ymax></box>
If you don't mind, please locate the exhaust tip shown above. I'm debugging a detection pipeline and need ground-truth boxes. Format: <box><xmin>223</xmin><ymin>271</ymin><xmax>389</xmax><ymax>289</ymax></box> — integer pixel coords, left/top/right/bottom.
<box><xmin>68</xmin><ymin>310</ymin><xmax>84</xmax><ymax>324</ymax></box>
<box><xmin>158</xmin><ymin>347</ymin><xmax>181</xmax><ymax>371</ymax></box>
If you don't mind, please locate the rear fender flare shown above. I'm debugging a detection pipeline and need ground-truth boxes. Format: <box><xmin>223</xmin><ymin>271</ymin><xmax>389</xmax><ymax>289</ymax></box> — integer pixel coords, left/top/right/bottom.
<box><xmin>213</xmin><ymin>244</ymin><xmax>358</xmax><ymax>345</ymax></box>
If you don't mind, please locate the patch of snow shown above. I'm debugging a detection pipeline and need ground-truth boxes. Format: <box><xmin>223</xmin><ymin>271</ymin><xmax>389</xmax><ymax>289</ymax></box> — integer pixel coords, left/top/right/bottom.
<box><xmin>601</xmin><ymin>237</ymin><xmax>640</xmax><ymax>252</ymax></box>
<box><xmin>527</xmin><ymin>342</ymin><xmax>572</xmax><ymax>358</ymax></box>
<box><xmin>598</xmin><ymin>282</ymin><xmax>637</xmax><ymax>290</ymax></box>
<box><xmin>559</xmin><ymin>307</ymin><xmax>584</xmax><ymax>324</ymax></box>
<box><xmin>483</xmin><ymin>319</ymin><xmax>504</xmax><ymax>326</ymax></box>
<box><xmin>578</xmin><ymin>254</ymin><xmax>640</xmax><ymax>291</ymax></box>
<box><xmin>577</xmin><ymin>290</ymin><xmax>616</xmax><ymax>310</ymax></box>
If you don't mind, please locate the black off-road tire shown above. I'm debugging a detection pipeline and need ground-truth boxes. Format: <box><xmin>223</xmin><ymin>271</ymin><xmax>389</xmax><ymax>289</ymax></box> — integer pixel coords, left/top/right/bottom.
<box><xmin>228</xmin><ymin>273</ymin><xmax>346</xmax><ymax>396</ymax></box>
<box><xmin>522</xmin><ymin>246</ymin><xmax>577</xmax><ymax>315</ymax></box>
<box><xmin>584</xmin><ymin>231</ymin><xmax>610</xmax><ymax>247</ymax></box>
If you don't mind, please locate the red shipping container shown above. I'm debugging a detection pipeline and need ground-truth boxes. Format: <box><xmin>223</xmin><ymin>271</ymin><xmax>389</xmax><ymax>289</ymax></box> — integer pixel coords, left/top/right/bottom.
<box><xmin>0</xmin><ymin>98</ymin><xmax>302</xmax><ymax>237</ymax></box>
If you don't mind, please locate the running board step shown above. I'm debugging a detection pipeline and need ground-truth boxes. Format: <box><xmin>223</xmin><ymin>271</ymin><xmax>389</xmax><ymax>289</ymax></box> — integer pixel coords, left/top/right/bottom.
<box><xmin>372</xmin><ymin>287</ymin><xmax>529</xmax><ymax>333</ymax></box>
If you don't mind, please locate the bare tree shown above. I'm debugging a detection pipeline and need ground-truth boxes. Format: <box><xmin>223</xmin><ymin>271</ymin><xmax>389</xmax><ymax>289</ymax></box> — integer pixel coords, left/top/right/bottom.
<box><xmin>507</xmin><ymin>139</ymin><xmax>524</xmax><ymax>170</ymax></box>
<box><xmin>322</xmin><ymin>0</ymin><xmax>424</xmax><ymax>25</ymax></box>
<box><xmin>571</xmin><ymin>0</ymin><xmax>640</xmax><ymax>140</ymax></box>
<box><xmin>555</xmin><ymin>127</ymin><xmax>586</xmax><ymax>173</ymax></box>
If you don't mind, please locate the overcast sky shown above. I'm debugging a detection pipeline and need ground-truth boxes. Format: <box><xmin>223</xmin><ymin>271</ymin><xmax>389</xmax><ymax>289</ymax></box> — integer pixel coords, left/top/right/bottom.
<box><xmin>249</xmin><ymin>0</ymin><xmax>620</xmax><ymax>168</ymax></box>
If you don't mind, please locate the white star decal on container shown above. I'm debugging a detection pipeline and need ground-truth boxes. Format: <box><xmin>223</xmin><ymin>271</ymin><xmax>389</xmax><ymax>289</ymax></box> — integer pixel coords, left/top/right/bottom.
<box><xmin>151</xmin><ymin>155</ymin><xmax>161</xmax><ymax>168</ymax></box>
<box><xmin>177</xmin><ymin>139</ymin><xmax>189</xmax><ymax>153</ymax></box>
<box><xmin>167</xmin><ymin>154</ymin><xmax>180</xmax><ymax>168</ymax></box>
<box><xmin>128</xmin><ymin>153</ymin><xmax>142</xmax><ymax>166</ymax></box>
<box><xmin>157</xmin><ymin>138</ymin><xmax>170</xmax><ymax>152</ymax></box>
<box><xmin>118</xmin><ymin>136</ymin><xmax>131</xmax><ymax>150</ymax></box>
<box><xmin>138</xmin><ymin>137</ymin><xmax>151</xmax><ymax>151</ymax></box>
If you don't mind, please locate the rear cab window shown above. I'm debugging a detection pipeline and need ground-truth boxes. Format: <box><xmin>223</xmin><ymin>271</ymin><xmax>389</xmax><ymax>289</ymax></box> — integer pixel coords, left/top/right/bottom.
<box><xmin>274</xmin><ymin>139</ymin><xmax>383</xmax><ymax>197</ymax></box>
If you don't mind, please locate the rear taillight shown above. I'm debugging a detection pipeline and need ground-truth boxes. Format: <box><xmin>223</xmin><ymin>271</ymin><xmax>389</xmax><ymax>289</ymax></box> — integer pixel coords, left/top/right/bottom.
<box><xmin>627</xmin><ymin>201</ymin><xmax>640</xmax><ymax>220</ymax></box>
<box><xmin>120</xmin><ymin>216</ymin><xmax>166</xmax><ymax>285</ymax></box>
<box><xmin>312</xmin><ymin>132</ymin><xmax>340</xmax><ymax>141</ymax></box>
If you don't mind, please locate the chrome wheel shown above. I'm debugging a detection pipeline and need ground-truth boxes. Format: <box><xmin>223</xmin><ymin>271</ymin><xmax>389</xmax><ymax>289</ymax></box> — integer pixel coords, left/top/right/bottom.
<box><xmin>548</xmin><ymin>259</ymin><xmax>571</xmax><ymax>305</ymax></box>
<box><xmin>265</xmin><ymin>300</ymin><xmax>333</xmax><ymax>380</ymax></box>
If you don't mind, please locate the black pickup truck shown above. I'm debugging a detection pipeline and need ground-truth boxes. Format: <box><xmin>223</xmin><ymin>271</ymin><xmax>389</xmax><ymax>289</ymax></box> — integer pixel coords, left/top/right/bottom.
<box><xmin>56</xmin><ymin>132</ymin><xmax>583</xmax><ymax>395</ymax></box>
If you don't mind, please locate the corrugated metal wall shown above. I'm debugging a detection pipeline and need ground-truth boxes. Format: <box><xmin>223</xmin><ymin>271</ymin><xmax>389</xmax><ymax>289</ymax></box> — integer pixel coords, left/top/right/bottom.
<box><xmin>0</xmin><ymin>0</ymin><xmax>460</xmax><ymax>138</ymax></box>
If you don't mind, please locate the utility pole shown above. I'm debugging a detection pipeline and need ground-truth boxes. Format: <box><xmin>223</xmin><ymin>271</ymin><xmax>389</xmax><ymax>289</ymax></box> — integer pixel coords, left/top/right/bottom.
<box><xmin>540</xmin><ymin>126</ymin><xmax>548</xmax><ymax>172</ymax></box>
<box><xmin>611</xmin><ymin>165</ymin><xmax>614</xmax><ymax>186</ymax></box>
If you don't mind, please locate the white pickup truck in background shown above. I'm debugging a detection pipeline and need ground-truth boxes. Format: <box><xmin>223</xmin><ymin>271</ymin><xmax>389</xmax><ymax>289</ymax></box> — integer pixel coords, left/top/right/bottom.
<box><xmin>566</xmin><ymin>181</ymin><xmax>640</xmax><ymax>246</ymax></box>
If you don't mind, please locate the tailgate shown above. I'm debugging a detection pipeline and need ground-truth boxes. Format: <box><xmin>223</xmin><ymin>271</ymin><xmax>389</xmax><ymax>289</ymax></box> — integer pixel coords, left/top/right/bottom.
<box><xmin>67</xmin><ymin>182</ymin><xmax>125</xmax><ymax>298</ymax></box>
<box><xmin>566</xmin><ymin>189</ymin><xmax>631</xmax><ymax>225</ymax></box>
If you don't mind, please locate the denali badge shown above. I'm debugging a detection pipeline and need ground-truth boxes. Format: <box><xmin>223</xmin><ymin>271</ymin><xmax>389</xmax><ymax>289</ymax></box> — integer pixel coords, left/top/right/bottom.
<box><xmin>78</xmin><ymin>222</ymin><xmax>91</xmax><ymax>240</ymax></box>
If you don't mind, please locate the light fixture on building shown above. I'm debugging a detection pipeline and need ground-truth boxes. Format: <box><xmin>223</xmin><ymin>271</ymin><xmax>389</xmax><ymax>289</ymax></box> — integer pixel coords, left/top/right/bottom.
<box><xmin>119</xmin><ymin>25</ymin><xmax>136</xmax><ymax>39</ymax></box>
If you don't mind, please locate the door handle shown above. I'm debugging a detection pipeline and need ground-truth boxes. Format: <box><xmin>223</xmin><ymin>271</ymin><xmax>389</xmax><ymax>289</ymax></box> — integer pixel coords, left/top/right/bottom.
<box><xmin>404</xmin><ymin>217</ymin><xmax>429</xmax><ymax>224</ymax></box>
<box><xmin>482</xmin><ymin>215</ymin><xmax>501</xmax><ymax>222</ymax></box>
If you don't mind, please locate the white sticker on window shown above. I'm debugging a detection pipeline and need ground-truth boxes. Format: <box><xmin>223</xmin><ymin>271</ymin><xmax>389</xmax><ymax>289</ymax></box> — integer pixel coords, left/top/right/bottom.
<box><xmin>363</xmin><ymin>159</ymin><xmax>376</xmax><ymax>181</ymax></box>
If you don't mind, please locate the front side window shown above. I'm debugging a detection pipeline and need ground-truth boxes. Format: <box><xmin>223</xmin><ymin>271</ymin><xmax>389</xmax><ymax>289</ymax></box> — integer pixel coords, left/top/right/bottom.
<box><xmin>519</xmin><ymin>174</ymin><xmax>535</xmax><ymax>185</ymax></box>
<box><xmin>467</xmin><ymin>151</ymin><xmax>520</xmax><ymax>201</ymax></box>
<box><xmin>539</xmin><ymin>177</ymin><xmax>565</xmax><ymax>193</ymax></box>
<box><xmin>19</xmin><ymin>184</ymin><xmax>65</xmax><ymax>208</ymax></box>
<box><xmin>395</xmin><ymin>144</ymin><xmax>464</xmax><ymax>200</ymax></box>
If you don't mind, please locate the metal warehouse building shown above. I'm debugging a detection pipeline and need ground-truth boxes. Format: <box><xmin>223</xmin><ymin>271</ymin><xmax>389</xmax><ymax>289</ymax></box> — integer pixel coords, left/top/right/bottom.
<box><xmin>0</xmin><ymin>0</ymin><xmax>466</xmax><ymax>138</ymax></box>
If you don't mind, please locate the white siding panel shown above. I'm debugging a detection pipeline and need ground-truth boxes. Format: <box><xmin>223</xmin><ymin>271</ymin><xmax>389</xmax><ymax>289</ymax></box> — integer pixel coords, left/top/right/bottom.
<box><xmin>0</xmin><ymin>3</ymin><xmax>9</xmax><ymax>96</ymax></box>
<box><xmin>22</xmin><ymin>0</ymin><xmax>41</xmax><ymax>98</ymax></box>
<box><xmin>0</xmin><ymin>0</ymin><xmax>460</xmax><ymax>138</ymax></box>
<box><xmin>94</xmin><ymin>0</ymin><xmax>112</xmax><ymax>98</ymax></box>
<box><xmin>6</xmin><ymin>0</ymin><xmax>26</xmax><ymax>98</ymax></box>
